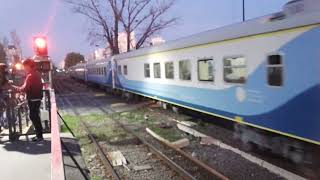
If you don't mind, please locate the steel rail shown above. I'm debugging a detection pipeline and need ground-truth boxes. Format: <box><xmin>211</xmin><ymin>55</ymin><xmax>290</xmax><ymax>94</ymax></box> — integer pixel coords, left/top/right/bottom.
<box><xmin>117</xmin><ymin>122</ymin><xmax>197</xmax><ymax>180</ymax></box>
<box><xmin>114</xmin><ymin>119</ymin><xmax>229</xmax><ymax>180</ymax></box>
<box><xmin>91</xmin><ymin>99</ymin><xmax>224</xmax><ymax>179</ymax></box>
<box><xmin>80</xmin><ymin>120</ymin><xmax>121</xmax><ymax>180</ymax></box>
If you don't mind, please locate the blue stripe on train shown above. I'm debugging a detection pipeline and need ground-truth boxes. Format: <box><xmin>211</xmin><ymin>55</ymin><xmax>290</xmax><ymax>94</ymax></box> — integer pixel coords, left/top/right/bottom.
<box><xmin>120</xmin><ymin>84</ymin><xmax>320</xmax><ymax>143</ymax></box>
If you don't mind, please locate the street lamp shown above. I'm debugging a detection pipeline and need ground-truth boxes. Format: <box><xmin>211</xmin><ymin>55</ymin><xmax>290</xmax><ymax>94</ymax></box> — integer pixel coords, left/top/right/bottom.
<box><xmin>242</xmin><ymin>0</ymin><xmax>246</xmax><ymax>22</ymax></box>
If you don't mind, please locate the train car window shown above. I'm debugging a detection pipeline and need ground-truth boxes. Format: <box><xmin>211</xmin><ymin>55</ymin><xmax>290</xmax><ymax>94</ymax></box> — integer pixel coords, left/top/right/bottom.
<box><xmin>124</xmin><ymin>65</ymin><xmax>128</xmax><ymax>75</ymax></box>
<box><xmin>165</xmin><ymin>62</ymin><xmax>174</xmax><ymax>79</ymax></box>
<box><xmin>144</xmin><ymin>64</ymin><xmax>150</xmax><ymax>78</ymax></box>
<box><xmin>118</xmin><ymin>65</ymin><xmax>122</xmax><ymax>74</ymax></box>
<box><xmin>154</xmin><ymin>63</ymin><xmax>161</xmax><ymax>78</ymax></box>
<box><xmin>198</xmin><ymin>59</ymin><xmax>214</xmax><ymax>81</ymax></box>
<box><xmin>104</xmin><ymin>67</ymin><xmax>107</xmax><ymax>75</ymax></box>
<box><xmin>223</xmin><ymin>57</ymin><xmax>246</xmax><ymax>83</ymax></box>
<box><xmin>267</xmin><ymin>55</ymin><xmax>283</xmax><ymax>86</ymax></box>
<box><xmin>179</xmin><ymin>60</ymin><xmax>191</xmax><ymax>80</ymax></box>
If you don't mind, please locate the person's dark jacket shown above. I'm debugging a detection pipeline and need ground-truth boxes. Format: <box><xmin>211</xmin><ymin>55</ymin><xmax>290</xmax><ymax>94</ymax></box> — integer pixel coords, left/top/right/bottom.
<box><xmin>17</xmin><ymin>71</ymin><xmax>43</xmax><ymax>100</ymax></box>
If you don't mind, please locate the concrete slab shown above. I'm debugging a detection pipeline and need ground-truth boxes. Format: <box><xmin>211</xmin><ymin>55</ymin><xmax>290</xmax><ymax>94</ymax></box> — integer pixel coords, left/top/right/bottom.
<box><xmin>133</xmin><ymin>165</ymin><xmax>152</xmax><ymax>171</ymax></box>
<box><xmin>107</xmin><ymin>151</ymin><xmax>127</xmax><ymax>166</ymax></box>
<box><xmin>0</xmin><ymin>132</ymin><xmax>89</xmax><ymax>180</ymax></box>
<box><xmin>0</xmin><ymin>134</ymin><xmax>51</xmax><ymax>180</ymax></box>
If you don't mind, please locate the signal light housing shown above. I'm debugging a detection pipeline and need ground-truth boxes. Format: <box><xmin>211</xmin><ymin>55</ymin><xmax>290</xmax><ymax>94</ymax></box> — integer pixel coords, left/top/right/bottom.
<box><xmin>34</xmin><ymin>60</ymin><xmax>51</xmax><ymax>72</ymax></box>
<box><xmin>33</xmin><ymin>36</ymin><xmax>48</xmax><ymax>57</ymax></box>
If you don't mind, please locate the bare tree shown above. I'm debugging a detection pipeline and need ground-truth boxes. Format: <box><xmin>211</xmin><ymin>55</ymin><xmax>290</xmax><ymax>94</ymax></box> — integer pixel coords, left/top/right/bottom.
<box><xmin>10</xmin><ymin>30</ymin><xmax>21</xmax><ymax>50</ymax></box>
<box><xmin>65</xmin><ymin>0</ymin><xmax>126</xmax><ymax>55</ymax></box>
<box><xmin>120</xmin><ymin>0</ymin><xmax>177</xmax><ymax>51</ymax></box>
<box><xmin>0</xmin><ymin>43</ymin><xmax>6</xmax><ymax>64</ymax></box>
<box><xmin>2</xmin><ymin>37</ymin><xmax>9</xmax><ymax>49</ymax></box>
<box><xmin>65</xmin><ymin>0</ymin><xmax>177</xmax><ymax>54</ymax></box>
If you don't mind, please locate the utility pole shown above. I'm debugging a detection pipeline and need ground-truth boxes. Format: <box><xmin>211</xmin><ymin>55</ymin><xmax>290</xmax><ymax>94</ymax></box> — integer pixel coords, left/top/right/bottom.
<box><xmin>242</xmin><ymin>0</ymin><xmax>246</xmax><ymax>22</ymax></box>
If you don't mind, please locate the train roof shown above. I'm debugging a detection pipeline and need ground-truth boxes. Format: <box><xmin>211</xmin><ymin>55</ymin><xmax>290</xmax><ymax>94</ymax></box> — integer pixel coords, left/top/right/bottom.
<box><xmin>86</xmin><ymin>58</ymin><xmax>111</xmax><ymax>66</ymax></box>
<box><xmin>70</xmin><ymin>63</ymin><xmax>85</xmax><ymax>69</ymax></box>
<box><xmin>115</xmin><ymin>0</ymin><xmax>320</xmax><ymax>60</ymax></box>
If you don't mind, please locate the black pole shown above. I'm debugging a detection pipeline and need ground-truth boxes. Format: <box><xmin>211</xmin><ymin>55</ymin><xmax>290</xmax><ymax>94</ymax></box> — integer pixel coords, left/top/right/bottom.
<box><xmin>57</xmin><ymin>111</ymin><xmax>75</xmax><ymax>137</ymax></box>
<box><xmin>243</xmin><ymin>0</ymin><xmax>245</xmax><ymax>22</ymax></box>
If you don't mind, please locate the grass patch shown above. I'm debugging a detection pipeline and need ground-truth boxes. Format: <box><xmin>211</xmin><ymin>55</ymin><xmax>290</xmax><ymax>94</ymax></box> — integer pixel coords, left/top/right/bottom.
<box><xmin>62</xmin><ymin>113</ymin><xmax>132</xmax><ymax>142</ymax></box>
<box><xmin>149</xmin><ymin>125</ymin><xmax>184</xmax><ymax>142</ymax></box>
<box><xmin>90</xmin><ymin>175</ymin><xmax>103</xmax><ymax>180</ymax></box>
<box><xmin>89</xmin><ymin>124</ymin><xmax>129</xmax><ymax>141</ymax></box>
<box><xmin>83</xmin><ymin>114</ymin><xmax>107</xmax><ymax>122</ymax></box>
<box><xmin>117</xmin><ymin>111</ymin><xmax>144</xmax><ymax>122</ymax></box>
<box><xmin>61</xmin><ymin>115</ymin><xmax>79</xmax><ymax>133</ymax></box>
<box><xmin>60</xmin><ymin>113</ymin><xmax>117</xmax><ymax>179</ymax></box>
<box><xmin>61</xmin><ymin>114</ymin><xmax>108</xmax><ymax>133</ymax></box>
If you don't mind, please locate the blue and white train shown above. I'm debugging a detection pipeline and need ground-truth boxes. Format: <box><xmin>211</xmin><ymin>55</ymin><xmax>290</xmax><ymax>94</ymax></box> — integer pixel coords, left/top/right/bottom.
<box><xmin>70</xmin><ymin>0</ymin><xmax>320</xmax><ymax>161</ymax></box>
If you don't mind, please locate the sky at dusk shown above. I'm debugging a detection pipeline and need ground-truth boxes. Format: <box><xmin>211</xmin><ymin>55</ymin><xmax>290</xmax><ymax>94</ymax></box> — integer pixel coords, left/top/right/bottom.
<box><xmin>0</xmin><ymin>0</ymin><xmax>289</xmax><ymax>67</ymax></box>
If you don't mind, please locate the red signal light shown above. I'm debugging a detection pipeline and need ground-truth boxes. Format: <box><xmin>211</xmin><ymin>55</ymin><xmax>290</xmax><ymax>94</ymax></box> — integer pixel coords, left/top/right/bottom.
<box><xmin>33</xmin><ymin>36</ymin><xmax>48</xmax><ymax>57</ymax></box>
<box><xmin>35</xmin><ymin>37</ymin><xmax>47</xmax><ymax>48</ymax></box>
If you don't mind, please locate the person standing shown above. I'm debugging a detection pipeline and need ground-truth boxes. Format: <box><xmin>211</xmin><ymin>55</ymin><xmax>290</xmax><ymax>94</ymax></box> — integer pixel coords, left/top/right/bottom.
<box><xmin>12</xmin><ymin>59</ymin><xmax>43</xmax><ymax>141</ymax></box>
<box><xmin>0</xmin><ymin>63</ymin><xmax>9</xmax><ymax>132</ymax></box>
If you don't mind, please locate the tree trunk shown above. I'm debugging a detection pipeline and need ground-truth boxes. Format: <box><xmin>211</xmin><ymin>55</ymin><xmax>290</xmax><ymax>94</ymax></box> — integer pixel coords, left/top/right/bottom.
<box><xmin>127</xmin><ymin>29</ymin><xmax>131</xmax><ymax>52</ymax></box>
<box><xmin>113</xmin><ymin>16</ymin><xmax>120</xmax><ymax>55</ymax></box>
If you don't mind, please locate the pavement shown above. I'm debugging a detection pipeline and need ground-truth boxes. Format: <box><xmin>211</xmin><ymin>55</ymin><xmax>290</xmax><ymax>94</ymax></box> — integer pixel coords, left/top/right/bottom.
<box><xmin>0</xmin><ymin>134</ymin><xmax>51</xmax><ymax>180</ymax></box>
<box><xmin>0</xmin><ymin>132</ymin><xmax>89</xmax><ymax>180</ymax></box>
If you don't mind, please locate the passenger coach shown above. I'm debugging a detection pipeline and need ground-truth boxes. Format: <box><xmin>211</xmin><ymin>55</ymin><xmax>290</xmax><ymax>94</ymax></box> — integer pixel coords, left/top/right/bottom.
<box><xmin>71</xmin><ymin>0</ymin><xmax>320</xmax><ymax>162</ymax></box>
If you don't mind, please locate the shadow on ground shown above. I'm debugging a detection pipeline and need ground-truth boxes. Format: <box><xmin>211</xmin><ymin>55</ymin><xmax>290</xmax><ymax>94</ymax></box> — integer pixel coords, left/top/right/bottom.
<box><xmin>1</xmin><ymin>138</ymin><xmax>51</xmax><ymax>155</ymax></box>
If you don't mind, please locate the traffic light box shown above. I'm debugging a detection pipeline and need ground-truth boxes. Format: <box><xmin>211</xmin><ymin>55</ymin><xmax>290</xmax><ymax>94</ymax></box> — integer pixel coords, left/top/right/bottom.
<box><xmin>33</xmin><ymin>36</ymin><xmax>48</xmax><ymax>57</ymax></box>
<box><xmin>34</xmin><ymin>60</ymin><xmax>51</xmax><ymax>72</ymax></box>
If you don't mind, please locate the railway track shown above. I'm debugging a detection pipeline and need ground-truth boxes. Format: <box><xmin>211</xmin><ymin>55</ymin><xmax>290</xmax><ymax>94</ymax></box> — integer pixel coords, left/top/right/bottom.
<box><xmin>54</xmin><ymin>75</ymin><xmax>303</xmax><ymax>180</ymax></box>
<box><xmin>81</xmin><ymin>120</ymin><xmax>121</xmax><ymax>180</ymax></box>
<box><xmin>54</xmin><ymin>75</ymin><xmax>229</xmax><ymax>180</ymax></box>
<box><xmin>114</xmin><ymin>119</ymin><xmax>229</xmax><ymax>180</ymax></box>
<box><xmin>70</xmin><ymin>108</ymin><xmax>229</xmax><ymax>180</ymax></box>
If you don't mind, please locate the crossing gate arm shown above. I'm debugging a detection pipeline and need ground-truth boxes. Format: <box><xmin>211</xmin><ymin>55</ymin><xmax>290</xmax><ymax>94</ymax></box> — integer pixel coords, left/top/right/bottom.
<box><xmin>50</xmin><ymin>89</ymin><xmax>65</xmax><ymax>180</ymax></box>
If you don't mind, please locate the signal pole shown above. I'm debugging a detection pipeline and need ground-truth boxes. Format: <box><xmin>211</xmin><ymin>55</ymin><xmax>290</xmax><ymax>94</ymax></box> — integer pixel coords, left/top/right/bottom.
<box><xmin>32</xmin><ymin>36</ymin><xmax>52</xmax><ymax>88</ymax></box>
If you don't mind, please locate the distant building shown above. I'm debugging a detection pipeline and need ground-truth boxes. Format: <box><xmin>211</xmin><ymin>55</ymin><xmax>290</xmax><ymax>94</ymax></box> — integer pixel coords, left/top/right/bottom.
<box><xmin>94</xmin><ymin>48</ymin><xmax>109</xmax><ymax>60</ymax></box>
<box><xmin>118</xmin><ymin>32</ymin><xmax>136</xmax><ymax>53</ymax></box>
<box><xmin>5</xmin><ymin>45</ymin><xmax>21</xmax><ymax>64</ymax></box>
<box><xmin>151</xmin><ymin>36</ymin><xmax>166</xmax><ymax>46</ymax></box>
<box><xmin>88</xmin><ymin>31</ymin><xmax>137</xmax><ymax>61</ymax></box>
<box><xmin>59</xmin><ymin>60</ymin><xmax>65</xmax><ymax>69</ymax></box>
